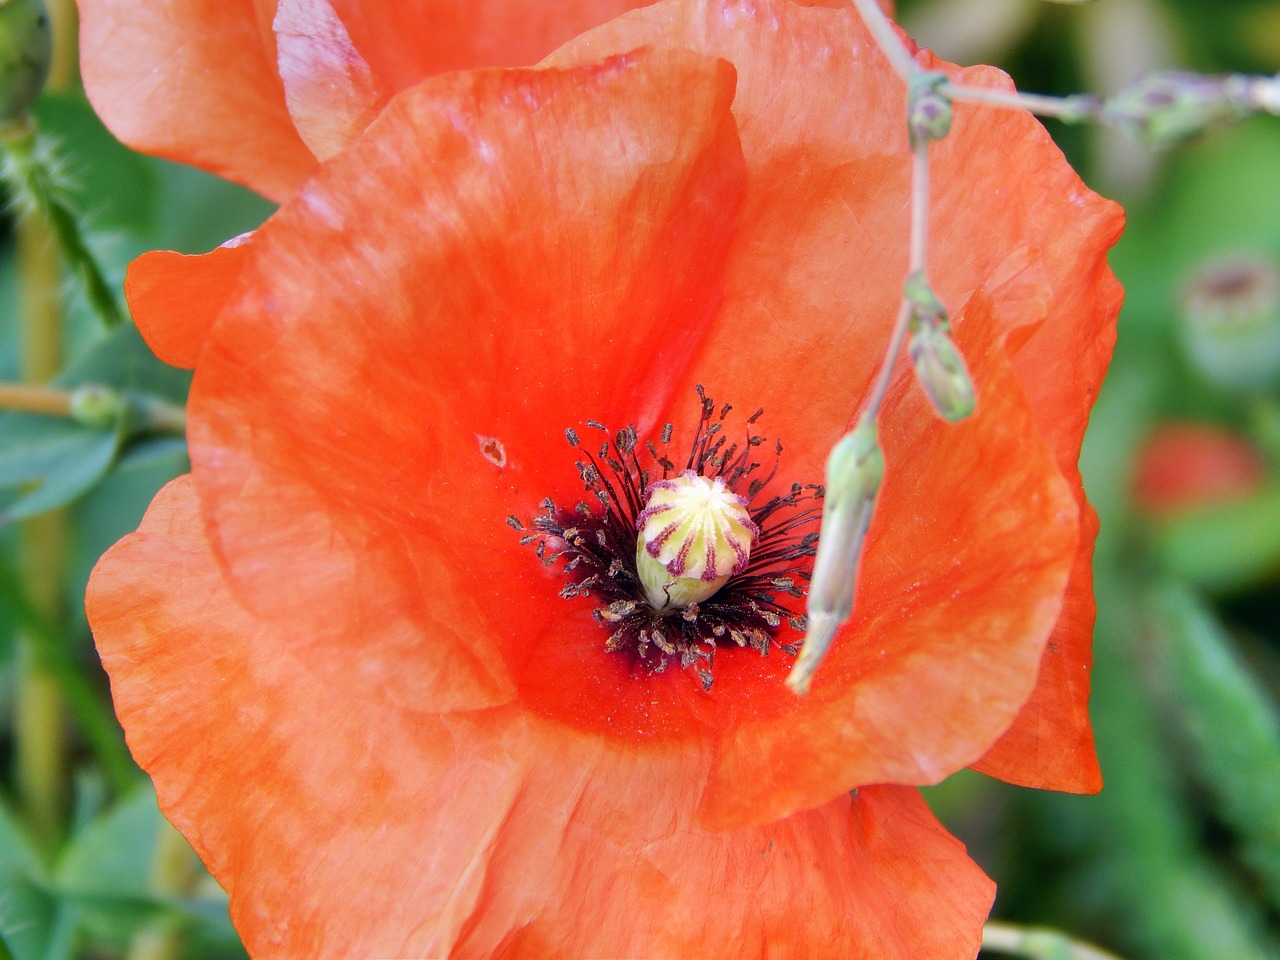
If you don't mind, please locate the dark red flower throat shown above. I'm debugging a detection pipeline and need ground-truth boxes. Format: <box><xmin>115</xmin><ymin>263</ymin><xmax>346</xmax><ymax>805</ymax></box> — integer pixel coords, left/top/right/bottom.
<box><xmin>511</xmin><ymin>388</ymin><xmax>823</xmax><ymax>690</ymax></box>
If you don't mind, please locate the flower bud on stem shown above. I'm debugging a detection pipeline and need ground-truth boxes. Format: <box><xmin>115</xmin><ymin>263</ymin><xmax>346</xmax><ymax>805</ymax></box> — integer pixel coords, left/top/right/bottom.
<box><xmin>905</xmin><ymin>270</ymin><xmax>976</xmax><ymax>422</ymax></box>
<box><xmin>908</xmin><ymin>72</ymin><xmax>953</xmax><ymax>148</ymax></box>
<box><xmin>788</xmin><ymin>415</ymin><xmax>884</xmax><ymax>694</ymax></box>
<box><xmin>1102</xmin><ymin>70</ymin><xmax>1255</xmax><ymax>147</ymax></box>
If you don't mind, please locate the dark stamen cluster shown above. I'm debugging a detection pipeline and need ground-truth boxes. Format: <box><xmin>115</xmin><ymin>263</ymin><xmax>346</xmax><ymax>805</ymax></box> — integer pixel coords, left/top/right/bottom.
<box><xmin>508</xmin><ymin>387</ymin><xmax>823</xmax><ymax>691</ymax></box>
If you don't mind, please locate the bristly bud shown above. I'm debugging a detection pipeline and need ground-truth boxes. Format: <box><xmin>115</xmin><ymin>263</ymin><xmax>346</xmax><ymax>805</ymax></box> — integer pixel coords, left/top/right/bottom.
<box><xmin>905</xmin><ymin>270</ymin><xmax>976</xmax><ymax>422</ymax></box>
<box><xmin>635</xmin><ymin>470</ymin><xmax>759</xmax><ymax>611</ymax></box>
<box><xmin>907</xmin><ymin>71</ymin><xmax>953</xmax><ymax>148</ymax></box>
<box><xmin>1103</xmin><ymin>71</ymin><xmax>1252</xmax><ymax>148</ymax></box>
<box><xmin>0</xmin><ymin>0</ymin><xmax>50</xmax><ymax>131</ymax></box>
<box><xmin>788</xmin><ymin>415</ymin><xmax>884</xmax><ymax>695</ymax></box>
<box><xmin>1179</xmin><ymin>254</ymin><xmax>1280</xmax><ymax>393</ymax></box>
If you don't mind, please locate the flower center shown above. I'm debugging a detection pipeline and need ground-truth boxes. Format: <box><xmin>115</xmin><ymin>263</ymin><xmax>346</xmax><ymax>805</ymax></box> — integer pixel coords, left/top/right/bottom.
<box><xmin>634</xmin><ymin>471</ymin><xmax>758</xmax><ymax>611</ymax></box>
<box><xmin>509</xmin><ymin>387</ymin><xmax>823</xmax><ymax>690</ymax></box>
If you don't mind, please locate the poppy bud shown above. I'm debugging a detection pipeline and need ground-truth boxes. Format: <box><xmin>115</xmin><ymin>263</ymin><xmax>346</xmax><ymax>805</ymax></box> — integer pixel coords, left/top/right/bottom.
<box><xmin>0</xmin><ymin>0</ymin><xmax>51</xmax><ymax>130</ymax></box>
<box><xmin>789</xmin><ymin>415</ymin><xmax>884</xmax><ymax>694</ymax></box>
<box><xmin>1179</xmin><ymin>255</ymin><xmax>1280</xmax><ymax>393</ymax></box>
<box><xmin>907</xmin><ymin>71</ymin><xmax>952</xmax><ymax>148</ymax></box>
<box><xmin>69</xmin><ymin>383</ymin><xmax>125</xmax><ymax>430</ymax></box>
<box><xmin>905</xmin><ymin>270</ymin><xmax>976</xmax><ymax>422</ymax></box>
<box><xmin>1103</xmin><ymin>71</ymin><xmax>1251</xmax><ymax>147</ymax></box>
<box><xmin>635</xmin><ymin>469</ymin><xmax>758</xmax><ymax>611</ymax></box>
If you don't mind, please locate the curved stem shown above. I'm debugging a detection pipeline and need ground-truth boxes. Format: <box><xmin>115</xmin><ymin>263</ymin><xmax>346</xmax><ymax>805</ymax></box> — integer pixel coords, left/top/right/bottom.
<box><xmin>982</xmin><ymin>921</ymin><xmax>1126</xmax><ymax>960</ymax></box>
<box><xmin>851</xmin><ymin>0</ymin><xmax>918</xmax><ymax>80</ymax></box>
<box><xmin>862</xmin><ymin>142</ymin><xmax>930</xmax><ymax>423</ymax></box>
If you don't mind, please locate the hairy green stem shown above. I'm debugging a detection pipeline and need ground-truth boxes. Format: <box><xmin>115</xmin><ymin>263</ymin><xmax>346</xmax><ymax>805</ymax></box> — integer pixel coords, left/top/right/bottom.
<box><xmin>2</xmin><ymin>120</ymin><xmax>125</xmax><ymax>330</ymax></box>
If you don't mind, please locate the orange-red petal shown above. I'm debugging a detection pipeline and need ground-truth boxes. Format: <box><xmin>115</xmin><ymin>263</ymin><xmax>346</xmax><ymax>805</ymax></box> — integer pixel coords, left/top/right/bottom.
<box><xmin>274</xmin><ymin>0</ymin><xmax>391</xmax><ymax>161</ymax></box>
<box><xmin>329</xmin><ymin>0</ymin><xmax>659</xmax><ymax>91</ymax></box>
<box><xmin>79</xmin><ymin>0</ymin><xmax>314</xmax><ymax>201</ymax></box>
<box><xmin>124</xmin><ymin>234</ymin><xmax>256</xmax><ymax>370</ymax></box>
<box><xmin>89</xmin><ymin>474</ymin><xmax>995</xmax><ymax>957</ymax></box>
<box><xmin>189</xmin><ymin>49</ymin><xmax>747</xmax><ymax>710</ymax></box>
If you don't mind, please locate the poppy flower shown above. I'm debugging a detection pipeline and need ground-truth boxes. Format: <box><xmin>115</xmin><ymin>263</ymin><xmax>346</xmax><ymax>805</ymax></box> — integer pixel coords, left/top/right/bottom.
<box><xmin>87</xmin><ymin>0</ymin><xmax>1122</xmax><ymax>956</ymax></box>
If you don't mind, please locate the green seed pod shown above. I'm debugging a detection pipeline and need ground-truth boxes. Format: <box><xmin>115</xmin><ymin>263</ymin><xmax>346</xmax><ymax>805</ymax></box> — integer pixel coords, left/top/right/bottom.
<box><xmin>0</xmin><ymin>0</ymin><xmax>51</xmax><ymax>129</ymax></box>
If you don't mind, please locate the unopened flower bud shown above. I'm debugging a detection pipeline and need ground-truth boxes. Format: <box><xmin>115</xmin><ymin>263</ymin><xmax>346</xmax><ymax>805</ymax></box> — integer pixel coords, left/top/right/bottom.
<box><xmin>635</xmin><ymin>470</ymin><xmax>757</xmax><ymax>612</ymax></box>
<box><xmin>904</xmin><ymin>270</ymin><xmax>975</xmax><ymax>422</ymax></box>
<box><xmin>1104</xmin><ymin>71</ymin><xmax>1251</xmax><ymax>148</ymax></box>
<box><xmin>69</xmin><ymin>383</ymin><xmax>125</xmax><ymax>430</ymax></box>
<box><xmin>908</xmin><ymin>71</ymin><xmax>952</xmax><ymax>148</ymax></box>
<box><xmin>910</xmin><ymin>321</ymin><xmax>976</xmax><ymax>421</ymax></box>
<box><xmin>789</xmin><ymin>416</ymin><xmax>884</xmax><ymax>695</ymax></box>
<box><xmin>1179</xmin><ymin>254</ymin><xmax>1280</xmax><ymax>393</ymax></box>
<box><xmin>0</xmin><ymin>0</ymin><xmax>51</xmax><ymax>130</ymax></box>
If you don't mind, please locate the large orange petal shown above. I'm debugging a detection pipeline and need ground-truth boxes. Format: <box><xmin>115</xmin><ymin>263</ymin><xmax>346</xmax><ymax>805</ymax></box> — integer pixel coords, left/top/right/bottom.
<box><xmin>124</xmin><ymin>234</ymin><xmax>256</xmax><ymax>370</ymax></box>
<box><xmin>971</xmin><ymin>260</ymin><xmax>1123</xmax><ymax>793</ymax></box>
<box><xmin>188</xmin><ymin>50</ymin><xmax>747</xmax><ymax>711</ymax></box>
<box><xmin>78</xmin><ymin>0</ymin><xmax>314</xmax><ymax>201</ymax></box>
<box><xmin>88</xmin><ymin>475</ymin><xmax>994</xmax><ymax>956</ymax></box>
<box><xmin>329</xmin><ymin>0</ymin><xmax>659</xmax><ymax>92</ymax></box>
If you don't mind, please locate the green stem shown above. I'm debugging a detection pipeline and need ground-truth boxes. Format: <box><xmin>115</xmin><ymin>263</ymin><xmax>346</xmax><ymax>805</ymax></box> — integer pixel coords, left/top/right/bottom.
<box><xmin>982</xmin><ymin>921</ymin><xmax>1125</xmax><ymax>960</ymax></box>
<box><xmin>14</xmin><ymin>167</ymin><xmax>69</xmax><ymax>848</ymax></box>
<box><xmin>1</xmin><ymin>120</ymin><xmax>125</xmax><ymax>330</ymax></box>
<box><xmin>0</xmin><ymin>381</ymin><xmax>188</xmax><ymax>434</ymax></box>
<box><xmin>0</xmin><ymin>381</ymin><xmax>71</xmax><ymax>415</ymax></box>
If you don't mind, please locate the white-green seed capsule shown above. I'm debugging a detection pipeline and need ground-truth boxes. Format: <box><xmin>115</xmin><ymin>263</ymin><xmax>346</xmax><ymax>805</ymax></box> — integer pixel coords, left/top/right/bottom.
<box><xmin>0</xmin><ymin>0</ymin><xmax>50</xmax><ymax>129</ymax></box>
<box><xmin>788</xmin><ymin>416</ymin><xmax>884</xmax><ymax>694</ymax></box>
<box><xmin>634</xmin><ymin>470</ymin><xmax>758</xmax><ymax>612</ymax></box>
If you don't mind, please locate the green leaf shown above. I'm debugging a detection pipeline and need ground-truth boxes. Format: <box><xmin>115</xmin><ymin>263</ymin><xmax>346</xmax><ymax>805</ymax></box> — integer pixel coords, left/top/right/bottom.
<box><xmin>0</xmin><ymin>429</ymin><xmax>117</xmax><ymax>524</ymax></box>
<box><xmin>1150</xmin><ymin>583</ymin><xmax>1280</xmax><ymax>911</ymax></box>
<box><xmin>53</xmin><ymin>788</ymin><xmax>239</xmax><ymax>955</ymax></box>
<box><xmin>0</xmin><ymin>792</ymin><xmax>74</xmax><ymax>960</ymax></box>
<box><xmin>1148</xmin><ymin>485</ymin><xmax>1280</xmax><ymax>591</ymax></box>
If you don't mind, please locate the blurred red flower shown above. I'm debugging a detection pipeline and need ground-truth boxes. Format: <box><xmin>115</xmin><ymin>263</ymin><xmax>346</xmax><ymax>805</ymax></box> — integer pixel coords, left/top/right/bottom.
<box><xmin>86</xmin><ymin>0</ymin><xmax>1122</xmax><ymax>955</ymax></box>
<box><xmin>1133</xmin><ymin>423</ymin><xmax>1267</xmax><ymax>516</ymax></box>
